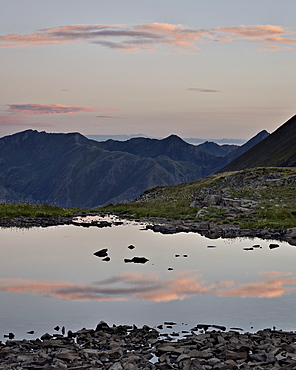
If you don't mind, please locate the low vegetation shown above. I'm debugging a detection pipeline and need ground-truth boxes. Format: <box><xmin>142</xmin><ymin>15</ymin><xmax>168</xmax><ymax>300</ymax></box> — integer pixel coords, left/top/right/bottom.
<box><xmin>100</xmin><ymin>167</ymin><xmax>296</xmax><ymax>229</ymax></box>
<box><xmin>1</xmin><ymin>167</ymin><xmax>296</xmax><ymax>230</ymax></box>
<box><xmin>0</xmin><ymin>203</ymin><xmax>79</xmax><ymax>219</ymax></box>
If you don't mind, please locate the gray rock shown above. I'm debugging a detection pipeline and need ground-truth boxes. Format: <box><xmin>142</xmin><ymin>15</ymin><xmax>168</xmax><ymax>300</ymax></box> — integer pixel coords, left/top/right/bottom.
<box><xmin>284</xmin><ymin>227</ymin><xmax>296</xmax><ymax>238</ymax></box>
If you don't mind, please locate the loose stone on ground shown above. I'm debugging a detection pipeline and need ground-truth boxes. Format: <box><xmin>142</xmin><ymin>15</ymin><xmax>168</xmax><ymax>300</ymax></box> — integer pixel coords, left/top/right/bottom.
<box><xmin>1</xmin><ymin>323</ymin><xmax>296</xmax><ymax>369</ymax></box>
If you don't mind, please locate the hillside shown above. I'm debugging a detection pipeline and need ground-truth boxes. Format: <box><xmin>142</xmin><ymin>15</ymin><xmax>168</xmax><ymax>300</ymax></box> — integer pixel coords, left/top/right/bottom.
<box><xmin>101</xmin><ymin>167</ymin><xmax>296</xmax><ymax>229</ymax></box>
<box><xmin>0</xmin><ymin>129</ymin><xmax>266</xmax><ymax>208</ymax></box>
<box><xmin>0</xmin><ymin>130</ymin><xmax>199</xmax><ymax>207</ymax></box>
<box><xmin>95</xmin><ymin>134</ymin><xmax>226</xmax><ymax>168</ymax></box>
<box><xmin>220</xmin><ymin>115</ymin><xmax>296</xmax><ymax>172</ymax></box>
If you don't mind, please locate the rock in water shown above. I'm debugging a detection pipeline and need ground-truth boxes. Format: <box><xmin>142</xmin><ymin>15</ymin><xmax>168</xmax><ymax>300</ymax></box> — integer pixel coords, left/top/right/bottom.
<box><xmin>94</xmin><ymin>248</ymin><xmax>108</xmax><ymax>257</ymax></box>
<box><xmin>4</xmin><ymin>332</ymin><xmax>15</xmax><ymax>339</ymax></box>
<box><xmin>124</xmin><ymin>256</ymin><xmax>149</xmax><ymax>264</ymax></box>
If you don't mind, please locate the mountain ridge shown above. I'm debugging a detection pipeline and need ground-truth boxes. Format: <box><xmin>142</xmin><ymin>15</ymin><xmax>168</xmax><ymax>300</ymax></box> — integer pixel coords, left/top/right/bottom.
<box><xmin>0</xmin><ymin>128</ymin><xmax>270</xmax><ymax>207</ymax></box>
<box><xmin>219</xmin><ymin>115</ymin><xmax>296</xmax><ymax>172</ymax></box>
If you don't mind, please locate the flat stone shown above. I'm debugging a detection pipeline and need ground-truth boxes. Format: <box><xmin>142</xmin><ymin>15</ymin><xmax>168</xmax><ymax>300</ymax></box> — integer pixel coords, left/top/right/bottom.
<box><xmin>225</xmin><ymin>350</ymin><xmax>248</xmax><ymax>360</ymax></box>
<box><xmin>177</xmin><ymin>353</ymin><xmax>191</xmax><ymax>362</ymax></box>
<box><xmin>56</xmin><ymin>351</ymin><xmax>81</xmax><ymax>361</ymax></box>
<box><xmin>109</xmin><ymin>362</ymin><xmax>123</xmax><ymax>370</ymax></box>
<box><xmin>157</xmin><ymin>345</ymin><xmax>178</xmax><ymax>353</ymax></box>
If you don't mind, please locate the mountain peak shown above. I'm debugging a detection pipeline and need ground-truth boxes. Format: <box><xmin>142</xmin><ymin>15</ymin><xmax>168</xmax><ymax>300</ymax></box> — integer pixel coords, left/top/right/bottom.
<box><xmin>163</xmin><ymin>134</ymin><xmax>187</xmax><ymax>144</ymax></box>
<box><xmin>219</xmin><ymin>115</ymin><xmax>296</xmax><ymax>171</ymax></box>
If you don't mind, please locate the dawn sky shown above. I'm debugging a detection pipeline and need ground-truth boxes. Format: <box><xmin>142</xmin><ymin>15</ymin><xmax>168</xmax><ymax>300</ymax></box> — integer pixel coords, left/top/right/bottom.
<box><xmin>1</xmin><ymin>0</ymin><xmax>295</xmax><ymax>140</ymax></box>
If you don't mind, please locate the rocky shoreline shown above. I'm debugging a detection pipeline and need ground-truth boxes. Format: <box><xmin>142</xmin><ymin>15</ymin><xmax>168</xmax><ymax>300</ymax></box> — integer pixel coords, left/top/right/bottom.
<box><xmin>1</xmin><ymin>216</ymin><xmax>296</xmax><ymax>368</ymax></box>
<box><xmin>1</xmin><ymin>214</ymin><xmax>295</xmax><ymax>246</ymax></box>
<box><xmin>145</xmin><ymin>219</ymin><xmax>296</xmax><ymax>246</ymax></box>
<box><xmin>1</xmin><ymin>322</ymin><xmax>296</xmax><ymax>369</ymax></box>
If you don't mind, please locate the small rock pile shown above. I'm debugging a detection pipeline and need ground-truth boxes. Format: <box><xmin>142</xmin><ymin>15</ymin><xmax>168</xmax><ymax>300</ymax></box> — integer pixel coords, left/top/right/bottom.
<box><xmin>0</xmin><ymin>322</ymin><xmax>157</xmax><ymax>369</ymax></box>
<box><xmin>1</xmin><ymin>323</ymin><xmax>296</xmax><ymax>369</ymax></box>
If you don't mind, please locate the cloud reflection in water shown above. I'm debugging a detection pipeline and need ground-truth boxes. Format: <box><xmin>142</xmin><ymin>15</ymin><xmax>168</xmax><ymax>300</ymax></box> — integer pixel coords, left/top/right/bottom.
<box><xmin>0</xmin><ymin>270</ymin><xmax>296</xmax><ymax>302</ymax></box>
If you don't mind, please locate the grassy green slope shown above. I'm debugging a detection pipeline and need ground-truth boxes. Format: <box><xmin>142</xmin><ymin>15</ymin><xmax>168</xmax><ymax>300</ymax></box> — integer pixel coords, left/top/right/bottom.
<box><xmin>100</xmin><ymin>167</ymin><xmax>296</xmax><ymax>229</ymax></box>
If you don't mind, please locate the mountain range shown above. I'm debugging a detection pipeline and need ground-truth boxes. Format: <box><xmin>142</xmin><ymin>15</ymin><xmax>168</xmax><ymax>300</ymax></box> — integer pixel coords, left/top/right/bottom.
<box><xmin>0</xmin><ymin>126</ymin><xmax>270</xmax><ymax>207</ymax></box>
<box><xmin>87</xmin><ymin>134</ymin><xmax>246</xmax><ymax>145</ymax></box>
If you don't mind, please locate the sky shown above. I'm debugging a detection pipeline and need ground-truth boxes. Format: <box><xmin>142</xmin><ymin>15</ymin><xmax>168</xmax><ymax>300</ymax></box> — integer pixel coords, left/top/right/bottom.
<box><xmin>1</xmin><ymin>0</ymin><xmax>296</xmax><ymax>140</ymax></box>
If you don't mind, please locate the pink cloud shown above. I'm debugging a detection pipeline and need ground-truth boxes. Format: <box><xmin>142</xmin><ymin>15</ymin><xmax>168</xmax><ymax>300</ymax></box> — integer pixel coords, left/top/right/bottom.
<box><xmin>0</xmin><ymin>115</ymin><xmax>51</xmax><ymax>127</ymax></box>
<box><xmin>217</xmin><ymin>25</ymin><xmax>285</xmax><ymax>39</ymax></box>
<box><xmin>259</xmin><ymin>271</ymin><xmax>293</xmax><ymax>278</ymax></box>
<box><xmin>218</xmin><ymin>276</ymin><xmax>296</xmax><ymax>298</ymax></box>
<box><xmin>7</xmin><ymin>104</ymin><xmax>99</xmax><ymax>115</ymax></box>
<box><xmin>0</xmin><ymin>24</ymin><xmax>121</xmax><ymax>48</ymax></box>
<box><xmin>1</xmin><ymin>23</ymin><xmax>295</xmax><ymax>52</ymax></box>
<box><xmin>259</xmin><ymin>45</ymin><xmax>293</xmax><ymax>52</ymax></box>
<box><xmin>0</xmin><ymin>272</ymin><xmax>213</xmax><ymax>302</ymax></box>
<box><xmin>1</xmin><ymin>270</ymin><xmax>295</xmax><ymax>302</ymax></box>
<box><xmin>0</xmin><ymin>278</ymin><xmax>123</xmax><ymax>301</ymax></box>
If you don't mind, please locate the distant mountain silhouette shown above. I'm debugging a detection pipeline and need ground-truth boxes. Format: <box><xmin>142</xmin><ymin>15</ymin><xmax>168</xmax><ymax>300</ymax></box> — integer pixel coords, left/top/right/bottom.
<box><xmin>0</xmin><ymin>129</ymin><xmax>268</xmax><ymax>207</ymax></box>
<box><xmin>95</xmin><ymin>134</ymin><xmax>225</xmax><ymax>166</ymax></box>
<box><xmin>196</xmin><ymin>141</ymin><xmax>238</xmax><ymax>157</ymax></box>
<box><xmin>219</xmin><ymin>115</ymin><xmax>296</xmax><ymax>172</ymax></box>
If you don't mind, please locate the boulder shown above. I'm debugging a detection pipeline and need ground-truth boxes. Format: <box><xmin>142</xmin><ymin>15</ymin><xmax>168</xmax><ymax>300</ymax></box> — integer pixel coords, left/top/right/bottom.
<box><xmin>284</xmin><ymin>227</ymin><xmax>296</xmax><ymax>238</ymax></box>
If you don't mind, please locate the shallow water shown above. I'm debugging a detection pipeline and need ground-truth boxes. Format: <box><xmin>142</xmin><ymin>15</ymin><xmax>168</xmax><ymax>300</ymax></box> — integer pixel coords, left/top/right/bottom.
<box><xmin>1</xmin><ymin>218</ymin><xmax>296</xmax><ymax>339</ymax></box>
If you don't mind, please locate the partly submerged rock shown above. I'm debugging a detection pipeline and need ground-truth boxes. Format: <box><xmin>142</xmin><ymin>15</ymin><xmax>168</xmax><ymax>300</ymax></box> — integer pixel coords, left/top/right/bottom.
<box><xmin>269</xmin><ymin>243</ymin><xmax>279</xmax><ymax>249</ymax></box>
<box><xmin>124</xmin><ymin>256</ymin><xmax>149</xmax><ymax>264</ymax></box>
<box><xmin>94</xmin><ymin>248</ymin><xmax>108</xmax><ymax>257</ymax></box>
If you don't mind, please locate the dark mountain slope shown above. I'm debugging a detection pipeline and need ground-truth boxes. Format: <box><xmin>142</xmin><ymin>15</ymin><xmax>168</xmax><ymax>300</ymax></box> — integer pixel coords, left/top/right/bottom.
<box><xmin>0</xmin><ymin>130</ymin><xmax>186</xmax><ymax>207</ymax></box>
<box><xmin>96</xmin><ymin>134</ymin><xmax>222</xmax><ymax>164</ymax></box>
<box><xmin>94</xmin><ymin>133</ymin><xmax>266</xmax><ymax>174</ymax></box>
<box><xmin>219</xmin><ymin>115</ymin><xmax>296</xmax><ymax>172</ymax></box>
<box><xmin>0</xmin><ymin>128</ymin><xmax>269</xmax><ymax>207</ymax></box>
<box><xmin>223</xmin><ymin>130</ymin><xmax>270</xmax><ymax>164</ymax></box>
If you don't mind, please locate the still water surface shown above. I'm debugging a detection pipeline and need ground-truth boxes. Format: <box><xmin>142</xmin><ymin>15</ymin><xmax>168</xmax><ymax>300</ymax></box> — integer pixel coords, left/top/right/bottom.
<box><xmin>1</xmin><ymin>217</ymin><xmax>296</xmax><ymax>339</ymax></box>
